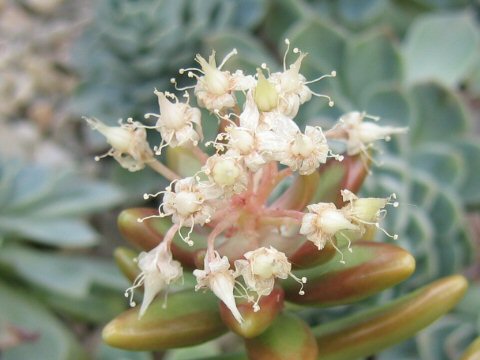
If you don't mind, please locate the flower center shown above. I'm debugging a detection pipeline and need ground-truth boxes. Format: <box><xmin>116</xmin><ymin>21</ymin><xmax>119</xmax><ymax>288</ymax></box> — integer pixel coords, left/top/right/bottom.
<box><xmin>174</xmin><ymin>191</ymin><xmax>201</xmax><ymax>216</ymax></box>
<box><xmin>252</xmin><ymin>254</ymin><xmax>274</xmax><ymax>278</ymax></box>
<box><xmin>162</xmin><ymin>105</ymin><xmax>187</xmax><ymax>130</ymax></box>
<box><xmin>212</xmin><ymin>159</ymin><xmax>240</xmax><ymax>186</ymax></box>
<box><xmin>104</xmin><ymin>127</ymin><xmax>132</xmax><ymax>153</ymax></box>
<box><xmin>230</xmin><ymin>128</ymin><xmax>254</xmax><ymax>154</ymax></box>
<box><xmin>317</xmin><ymin>208</ymin><xmax>354</xmax><ymax>234</ymax></box>
<box><xmin>291</xmin><ymin>133</ymin><xmax>314</xmax><ymax>157</ymax></box>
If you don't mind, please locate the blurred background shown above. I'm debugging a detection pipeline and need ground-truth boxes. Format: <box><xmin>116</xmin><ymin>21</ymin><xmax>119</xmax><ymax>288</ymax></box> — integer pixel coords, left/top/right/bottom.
<box><xmin>1</xmin><ymin>0</ymin><xmax>479</xmax><ymax>359</ymax></box>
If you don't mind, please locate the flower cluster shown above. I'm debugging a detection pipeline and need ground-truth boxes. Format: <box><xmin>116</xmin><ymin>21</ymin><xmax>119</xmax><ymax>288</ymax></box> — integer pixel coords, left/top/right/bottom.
<box><xmin>87</xmin><ymin>40</ymin><xmax>406</xmax><ymax>322</ymax></box>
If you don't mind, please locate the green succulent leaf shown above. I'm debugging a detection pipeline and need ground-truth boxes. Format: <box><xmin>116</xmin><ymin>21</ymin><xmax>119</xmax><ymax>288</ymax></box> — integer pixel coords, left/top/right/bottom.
<box><xmin>0</xmin><ymin>246</ymin><xmax>127</xmax><ymax>298</ymax></box>
<box><xmin>0</xmin><ymin>281</ymin><xmax>86</xmax><ymax>360</ymax></box>
<box><xmin>451</xmin><ymin>139</ymin><xmax>480</xmax><ymax>207</ymax></box>
<box><xmin>283</xmin><ymin>242</ymin><xmax>415</xmax><ymax>306</ymax></box>
<box><xmin>460</xmin><ymin>336</ymin><xmax>480</xmax><ymax>360</ymax></box>
<box><xmin>245</xmin><ymin>312</ymin><xmax>318</xmax><ymax>360</ymax></box>
<box><xmin>408</xmin><ymin>82</ymin><xmax>469</xmax><ymax>145</ymax></box>
<box><xmin>103</xmin><ymin>289</ymin><xmax>228</xmax><ymax>350</ymax></box>
<box><xmin>404</xmin><ymin>12</ymin><xmax>479</xmax><ymax>86</ymax></box>
<box><xmin>0</xmin><ymin>161</ymin><xmax>124</xmax><ymax>247</ymax></box>
<box><xmin>95</xmin><ymin>343</ymin><xmax>153</xmax><ymax>360</ymax></box>
<box><xmin>313</xmin><ymin>275</ymin><xmax>468</xmax><ymax>360</ymax></box>
<box><xmin>343</xmin><ymin>29</ymin><xmax>403</xmax><ymax>106</ymax></box>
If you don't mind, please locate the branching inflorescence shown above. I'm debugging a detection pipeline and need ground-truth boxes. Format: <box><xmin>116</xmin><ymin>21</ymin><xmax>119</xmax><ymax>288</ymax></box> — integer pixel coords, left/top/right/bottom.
<box><xmin>86</xmin><ymin>40</ymin><xmax>407</xmax><ymax>322</ymax></box>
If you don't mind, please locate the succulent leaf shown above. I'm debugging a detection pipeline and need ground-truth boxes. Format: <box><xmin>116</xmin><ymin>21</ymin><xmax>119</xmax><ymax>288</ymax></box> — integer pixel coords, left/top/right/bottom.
<box><xmin>283</xmin><ymin>242</ymin><xmax>415</xmax><ymax>306</ymax></box>
<box><xmin>313</xmin><ymin>275</ymin><xmax>468</xmax><ymax>360</ymax></box>
<box><xmin>245</xmin><ymin>312</ymin><xmax>318</xmax><ymax>360</ymax></box>
<box><xmin>219</xmin><ymin>288</ymin><xmax>284</xmax><ymax>339</ymax></box>
<box><xmin>103</xmin><ymin>289</ymin><xmax>228</xmax><ymax>350</ymax></box>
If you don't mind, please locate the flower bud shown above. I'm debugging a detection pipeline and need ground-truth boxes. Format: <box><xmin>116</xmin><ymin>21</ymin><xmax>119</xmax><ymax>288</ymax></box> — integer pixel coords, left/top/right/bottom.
<box><xmin>254</xmin><ymin>70</ymin><xmax>278</xmax><ymax>112</ymax></box>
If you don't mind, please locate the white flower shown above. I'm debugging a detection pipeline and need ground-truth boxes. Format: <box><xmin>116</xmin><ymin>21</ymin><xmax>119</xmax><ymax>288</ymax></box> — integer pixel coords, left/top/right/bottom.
<box><xmin>194</xmin><ymin>252</ymin><xmax>243</xmax><ymax>323</ymax></box>
<box><xmin>300</xmin><ymin>203</ymin><xmax>358</xmax><ymax>251</ymax></box>
<box><xmin>258</xmin><ymin>115</ymin><xmax>332</xmax><ymax>175</ymax></box>
<box><xmin>144</xmin><ymin>90</ymin><xmax>202</xmax><ymax>154</ymax></box>
<box><xmin>223</xmin><ymin>92</ymin><xmax>267</xmax><ymax>171</ymax></box>
<box><xmin>257</xmin><ymin>112</ymin><xmax>300</xmax><ymax>161</ymax></box>
<box><xmin>85</xmin><ymin>117</ymin><xmax>153</xmax><ymax>172</ymax></box>
<box><xmin>337</xmin><ymin>112</ymin><xmax>408</xmax><ymax>156</ymax></box>
<box><xmin>203</xmin><ymin>153</ymin><xmax>249</xmax><ymax>196</ymax></box>
<box><xmin>341</xmin><ymin>189</ymin><xmax>399</xmax><ymax>239</ymax></box>
<box><xmin>268</xmin><ymin>40</ymin><xmax>335</xmax><ymax>117</ymax></box>
<box><xmin>192</xmin><ymin>50</ymin><xmax>255</xmax><ymax>111</ymax></box>
<box><xmin>283</xmin><ymin>126</ymin><xmax>330</xmax><ymax>175</ymax></box>
<box><xmin>125</xmin><ymin>241</ymin><xmax>183</xmax><ymax>317</ymax></box>
<box><xmin>235</xmin><ymin>246</ymin><xmax>306</xmax><ymax>311</ymax></box>
<box><xmin>158</xmin><ymin>177</ymin><xmax>221</xmax><ymax>244</ymax></box>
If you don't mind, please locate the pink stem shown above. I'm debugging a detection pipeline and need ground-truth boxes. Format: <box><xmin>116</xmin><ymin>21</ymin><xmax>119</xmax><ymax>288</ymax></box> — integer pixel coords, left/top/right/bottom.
<box><xmin>207</xmin><ymin>211</ymin><xmax>241</xmax><ymax>259</ymax></box>
<box><xmin>263</xmin><ymin>208</ymin><xmax>304</xmax><ymax>221</ymax></box>
<box><xmin>164</xmin><ymin>224</ymin><xmax>180</xmax><ymax>249</ymax></box>
<box><xmin>257</xmin><ymin>166</ymin><xmax>292</xmax><ymax>203</ymax></box>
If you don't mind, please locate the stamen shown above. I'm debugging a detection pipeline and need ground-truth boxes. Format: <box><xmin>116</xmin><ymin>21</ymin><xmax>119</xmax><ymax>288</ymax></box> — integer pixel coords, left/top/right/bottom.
<box><xmin>283</xmin><ymin>38</ymin><xmax>291</xmax><ymax>71</ymax></box>
<box><xmin>330</xmin><ymin>239</ymin><xmax>346</xmax><ymax>264</ymax></box>
<box><xmin>137</xmin><ymin>214</ymin><xmax>164</xmax><ymax>223</ymax></box>
<box><xmin>218</xmin><ymin>48</ymin><xmax>238</xmax><ymax>70</ymax></box>
<box><xmin>339</xmin><ymin>231</ymin><xmax>353</xmax><ymax>253</ymax></box>
<box><xmin>309</xmin><ymin>90</ymin><xmax>335</xmax><ymax>107</ymax></box>
<box><xmin>290</xmin><ymin>273</ymin><xmax>307</xmax><ymax>295</ymax></box>
<box><xmin>179</xmin><ymin>67</ymin><xmax>204</xmax><ymax>75</ymax></box>
<box><xmin>143</xmin><ymin>190</ymin><xmax>167</xmax><ymax>200</ymax></box>
<box><xmin>170</xmin><ymin>77</ymin><xmax>195</xmax><ymax>92</ymax></box>
<box><xmin>94</xmin><ymin>149</ymin><xmax>114</xmax><ymax>161</ymax></box>
<box><xmin>304</xmin><ymin>70</ymin><xmax>337</xmax><ymax>84</ymax></box>
<box><xmin>375</xmin><ymin>223</ymin><xmax>399</xmax><ymax>240</ymax></box>
<box><xmin>124</xmin><ymin>272</ymin><xmax>146</xmax><ymax>308</ymax></box>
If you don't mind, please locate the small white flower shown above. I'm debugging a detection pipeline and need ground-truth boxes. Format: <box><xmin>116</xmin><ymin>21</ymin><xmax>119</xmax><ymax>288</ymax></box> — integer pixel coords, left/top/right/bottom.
<box><xmin>144</xmin><ymin>90</ymin><xmax>202</xmax><ymax>154</ymax></box>
<box><xmin>341</xmin><ymin>189</ymin><xmax>399</xmax><ymax>239</ymax></box>
<box><xmin>224</xmin><ymin>92</ymin><xmax>267</xmax><ymax>171</ymax></box>
<box><xmin>125</xmin><ymin>241</ymin><xmax>183</xmax><ymax>317</ymax></box>
<box><xmin>194</xmin><ymin>252</ymin><xmax>243</xmax><ymax>323</ymax></box>
<box><xmin>337</xmin><ymin>112</ymin><xmax>408</xmax><ymax>156</ymax></box>
<box><xmin>235</xmin><ymin>246</ymin><xmax>306</xmax><ymax>311</ymax></box>
<box><xmin>203</xmin><ymin>153</ymin><xmax>249</xmax><ymax>196</ymax></box>
<box><xmin>300</xmin><ymin>203</ymin><xmax>358</xmax><ymax>252</ymax></box>
<box><xmin>283</xmin><ymin>126</ymin><xmax>330</xmax><ymax>175</ymax></box>
<box><xmin>257</xmin><ymin>112</ymin><xmax>300</xmax><ymax>161</ymax></box>
<box><xmin>85</xmin><ymin>117</ymin><xmax>153</xmax><ymax>172</ymax></box>
<box><xmin>191</xmin><ymin>50</ymin><xmax>255</xmax><ymax>111</ymax></box>
<box><xmin>268</xmin><ymin>40</ymin><xmax>336</xmax><ymax>117</ymax></box>
<box><xmin>153</xmin><ymin>177</ymin><xmax>221</xmax><ymax>244</ymax></box>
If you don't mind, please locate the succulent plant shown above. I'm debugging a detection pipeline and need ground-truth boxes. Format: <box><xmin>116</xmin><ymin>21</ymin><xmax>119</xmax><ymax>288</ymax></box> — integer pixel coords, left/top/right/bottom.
<box><xmin>0</xmin><ymin>159</ymin><xmax>139</xmax><ymax>359</ymax></box>
<box><xmin>81</xmin><ymin>33</ymin><xmax>478</xmax><ymax>358</ymax></box>
<box><xmin>73</xmin><ymin>0</ymin><xmax>480</xmax><ymax>358</ymax></box>
<box><xmin>72</xmin><ymin>0</ymin><xmax>267</xmax><ymax>122</ymax></box>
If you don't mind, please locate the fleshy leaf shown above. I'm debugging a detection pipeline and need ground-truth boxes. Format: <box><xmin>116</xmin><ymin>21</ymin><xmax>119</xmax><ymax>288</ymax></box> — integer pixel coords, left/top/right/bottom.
<box><xmin>0</xmin><ymin>281</ymin><xmax>86</xmax><ymax>360</ymax></box>
<box><xmin>103</xmin><ymin>289</ymin><xmax>227</xmax><ymax>350</ymax></box>
<box><xmin>245</xmin><ymin>312</ymin><xmax>318</xmax><ymax>360</ymax></box>
<box><xmin>283</xmin><ymin>242</ymin><xmax>415</xmax><ymax>306</ymax></box>
<box><xmin>118</xmin><ymin>208</ymin><xmax>207</xmax><ymax>268</ymax></box>
<box><xmin>404</xmin><ymin>12</ymin><xmax>479</xmax><ymax>86</ymax></box>
<box><xmin>220</xmin><ymin>288</ymin><xmax>284</xmax><ymax>338</ymax></box>
<box><xmin>460</xmin><ymin>336</ymin><xmax>480</xmax><ymax>360</ymax></box>
<box><xmin>313</xmin><ymin>275</ymin><xmax>468</xmax><ymax>360</ymax></box>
